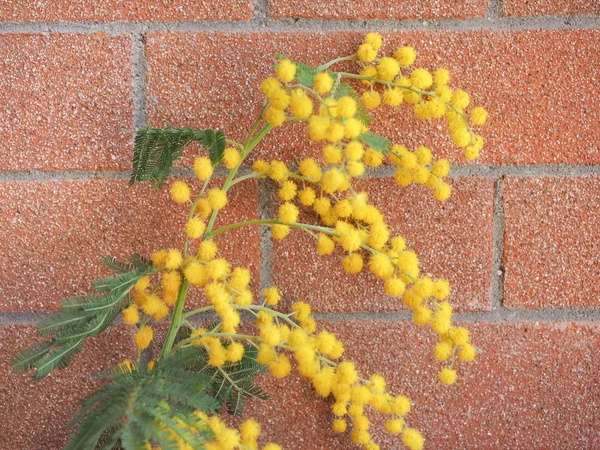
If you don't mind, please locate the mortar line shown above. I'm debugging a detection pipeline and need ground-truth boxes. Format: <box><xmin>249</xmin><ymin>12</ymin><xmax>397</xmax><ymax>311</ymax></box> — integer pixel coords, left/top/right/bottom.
<box><xmin>253</xmin><ymin>0</ymin><xmax>270</xmax><ymax>26</ymax></box>
<box><xmin>0</xmin><ymin>311</ymin><xmax>52</xmax><ymax>325</ymax></box>
<box><xmin>131</xmin><ymin>32</ymin><xmax>147</xmax><ymax>129</ymax></box>
<box><xmin>490</xmin><ymin>177</ymin><xmax>505</xmax><ymax>310</ymax></box>
<box><xmin>314</xmin><ymin>307</ymin><xmax>600</xmax><ymax>323</ymax></box>
<box><xmin>0</xmin><ymin>16</ymin><xmax>599</xmax><ymax>34</ymax></box>
<box><xmin>257</xmin><ymin>178</ymin><xmax>274</xmax><ymax>290</ymax></box>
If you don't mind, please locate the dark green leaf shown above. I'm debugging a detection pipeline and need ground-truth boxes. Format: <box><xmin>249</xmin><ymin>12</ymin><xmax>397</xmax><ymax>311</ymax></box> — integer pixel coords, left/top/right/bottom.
<box><xmin>358</xmin><ymin>131</ymin><xmax>390</xmax><ymax>153</ymax></box>
<box><xmin>11</xmin><ymin>341</ymin><xmax>54</xmax><ymax>373</ymax></box>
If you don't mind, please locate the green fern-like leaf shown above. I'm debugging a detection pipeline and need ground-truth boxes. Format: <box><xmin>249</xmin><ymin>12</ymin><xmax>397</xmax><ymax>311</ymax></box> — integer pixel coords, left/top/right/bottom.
<box><xmin>65</xmin><ymin>361</ymin><xmax>217</xmax><ymax>450</ymax></box>
<box><xmin>99</xmin><ymin>254</ymin><xmax>150</xmax><ymax>274</ymax></box>
<box><xmin>130</xmin><ymin>127</ymin><xmax>226</xmax><ymax>189</ymax></box>
<box><xmin>358</xmin><ymin>131</ymin><xmax>390</xmax><ymax>153</ymax></box>
<box><xmin>10</xmin><ymin>341</ymin><xmax>54</xmax><ymax>373</ymax></box>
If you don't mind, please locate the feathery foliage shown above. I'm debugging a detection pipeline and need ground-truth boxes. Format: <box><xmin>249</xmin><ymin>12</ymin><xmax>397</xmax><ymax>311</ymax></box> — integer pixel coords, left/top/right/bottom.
<box><xmin>11</xmin><ymin>254</ymin><xmax>153</xmax><ymax>379</ymax></box>
<box><xmin>358</xmin><ymin>131</ymin><xmax>391</xmax><ymax>153</ymax></box>
<box><xmin>131</xmin><ymin>127</ymin><xmax>226</xmax><ymax>188</ymax></box>
<box><xmin>65</xmin><ymin>361</ymin><xmax>218</xmax><ymax>450</ymax></box>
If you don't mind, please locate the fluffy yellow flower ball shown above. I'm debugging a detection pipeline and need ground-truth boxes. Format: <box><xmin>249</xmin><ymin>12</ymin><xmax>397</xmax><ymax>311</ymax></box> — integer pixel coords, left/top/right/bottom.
<box><xmin>122</xmin><ymin>305</ymin><xmax>139</xmax><ymax>325</ymax></box>
<box><xmin>314</xmin><ymin>72</ymin><xmax>334</xmax><ymax>94</ymax></box>
<box><xmin>393</xmin><ymin>46</ymin><xmax>417</xmax><ymax>65</ymax></box>
<box><xmin>193</xmin><ymin>156</ymin><xmax>213</xmax><ymax>181</ymax></box>
<box><xmin>133</xmin><ymin>325</ymin><xmax>153</xmax><ymax>350</ymax></box>
<box><xmin>337</xmin><ymin>96</ymin><xmax>357</xmax><ymax>118</ymax></box>
<box><xmin>377</xmin><ymin>57</ymin><xmax>400</xmax><ymax>82</ymax></box>
<box><xmin>185</xmin><ymin>217</ymin><xmax>206</xmax><ymax>239</ymax></box>
<box><xmin>357</xmin><ymin>43</ymin><xmax>377</xmax><ymax>62</ymax></box>
<box><xmin>222</xmin><ymin>147</ymin><xmax>241</xmax><ymax>169</ymax></box>
<box><xmin>170</xmin><ymin>181</ymin><xmax>190</xmax><ymax>203</ymax></box>
<box><xmin>439</xmin><ymin>367</ymin><xmax>457</xmax><ymax>385</ymax></box>
<box><xmin>207</xmin><ymin>188</ymin><xmax>228</xmax><ymax>210</ymax></box>
<box><xmin>278</xmin><ymin>202</ymin><xmax>299</xmax><ymax>224</ymax></box>
<box><xmin>276</xmin><ymin>59</ymin><xmax>296</xmax><ymax>83</ymax></box>
<box><xmin>362</xmin><ymin>91</ymin><xmax>381</xmax><ymax>110</ymax></box>
<box><xmin>410</xmin><ymin>68</ymin><xmax>433</xmax><ymax>90</ymax></box>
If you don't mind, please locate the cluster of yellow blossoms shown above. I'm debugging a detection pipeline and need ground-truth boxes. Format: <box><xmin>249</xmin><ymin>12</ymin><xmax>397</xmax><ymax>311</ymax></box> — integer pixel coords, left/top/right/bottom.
<box><xmin>119</xmin><ymin>33</ymin><xmax>485</xmax><ymax>450</ymax></box>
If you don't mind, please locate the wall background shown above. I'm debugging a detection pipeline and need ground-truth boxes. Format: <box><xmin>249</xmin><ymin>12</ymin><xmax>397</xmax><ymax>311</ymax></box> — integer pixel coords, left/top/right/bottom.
<box><xmin>1</xmin><ymin>1</ymin><xmax>599</xmax><ymax>448</ymax></box>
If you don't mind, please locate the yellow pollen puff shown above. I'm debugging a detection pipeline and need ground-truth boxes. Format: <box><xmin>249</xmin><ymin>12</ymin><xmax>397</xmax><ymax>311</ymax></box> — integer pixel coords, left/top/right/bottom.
<box><xmin>369</xmin><ymin>253</ymin><xmax>395</xmax><ymax>279</ymax></box>
<box><xmin>383</xmin><ymin>87</ymin><xmax>403</xmax><ymax>106</ymax></box>
<box><xmin>362</xmin><ymin>91</ymin><xmax>381</xmax><ymax>110</ymax></box>
<box><xmin>164</xmin><ymin>249</ymin><xmax>183</xmax><ymax>270</ymax></box>
<box><xmin>410</xmin><ymin>68</ymin><xmax>433</xmax><ymax>90</ymax></box>
<box><xmin>262</xmin><ymin>286</ymin><xmax>281</xmax><ymax>306</ymax></box>
<box><xmin>314</xmin><ymin>72</ymin><xmax>334</xmax><ymax>94</ymax></box>
<box><xmin>344</xmin><ymin>118</ymin><xmax>363</xmax><ymax>139</ymax></box>
<box><xmin>278</xmin><ymin>180</ymin><xmax>297</xmax><ymax>201</ymax></box>
<box><xmin>135</xmin><ymin>276</ymin><xmax>150</xmax><ymax>291</ymax></box>
<box><xmin>207</xmin><ymin>188</ymin><xmax>228</xmax><ymax>210</ymax></box>
<box><xmin>308</xmin><ymin>115</ymin><xmax>330</xmax><ymax>141</ymax></box>
<box><xmin>412</xmin><ymin>306</ymin><xmax>432</xmax><ymax>326</ymax></box>
<box><xmin>122</xmin><ymin>305</ymin><xmax>139</xmax><ymax>325</ymax></box>
<box><xmin>370</xmin><ymin>373</ymin><xmax>386</xmax><ymax>393</ymax></box>
<box><xmin>451</xmin><ymin>89</ymin><xmax>470</xmax><ymax>109</ymax></box>
<box><xmin>347</xmin><ymin>160</ymin><xmax>365</xmax><ymax>177</ymax></box>
<box><xmin>377</xmin><ymin>57</ymin><xmax>400</xmax><ymax>82</ymax></box>
<box><xmin>226</xmin><ymin>342</ymin><xmax>245</xmax><ymax>362</ymax></box>
<box><xmin>195</xmin><ymin>198</ymin><xmax>212</xmax><ymax>219</ymax></box>
<box><xmin>414</xmin><ymin>145</ymin><xmax>432</xmax><ymax>165</ymax></box>
<box><xmin>298</xmin><ymin>187</ymin><xmax>316</xmax><ymax>206</ymax></box>
<box><xmin>185</xmin><ymin>218</ymin><xmax>206</xmax><ymax>239</ymax></box>
<box><xmin>439</xmin><ymin>367</ymin><xmax>457</xmax><ymax>385</ymax></box>
<box><xmin>385</xmin><ymin>419</ymin><xmax>404</xmax><ymax>435</ymax></box>
<box><xmin>402</xmin><ymin>428</ymin><xmax>424</xmax><ymax>450</ymax></box>
<box><xmin>264</xmin><ymin>106</ymin><xmax>285</xmax><ymax>127</ymax></box>
<box><xmin>278</xmin><ymin>202</ymin><xmax>299</xmax><ymax>224</ymax></box>
<box><xmin>326</xmin><ymin>123</ymin><xmax>345</xmax><ymax>143</ymax></box>
<box><xmin>269</xmin><ymin>354</ymin><xmax>292</xmax><ymax>378</ymax></box>
<box><xmin>240</xmin><ymin>419</ymin><xmax>261</xmax><ymax>442</ymax></box>
<box><xmin>458</xmin><ymin>343</ymin><xmax>477</xmax><ymax>361</ymax></box>
<box><xmin>431</xmin><ymin>159</ymin><xmax>450</xmax><ymax>178</ymax></box>
<box><xmin>337</xmin><ymin>96</ymin><xmax>357</xmax><ymax>118</ymax></box>
<box><xmin>193</xmin><ymin>156</ymin><xmax>213</xmax><ymax>181</ymax></box>
<box><xmin>170</xmin><ymin>181</ymin><xmax>190</xmax><ymax>204</ymax></box>
<box><xmin>321</xmin><ymin>168</ymin><xmax>345</xmax><ymax>193</ymax></box>
<box><xmin>334</xmin><ymin>199</ymin><xmax>353</xmax><ymax>218</ymax></box>
<box><xmin>235</xmin><ymin>289</ymin><xmax>253</xmax><ymax>306</ymax></box>
<box><xmin>289</xmin><ymin>89</ymin><xmax>313</xmax><ymax>119</ymax></box>
<box><xmin>323</xmin><ymin>144</ymin><xmax>342</xmax><ymax>164</ymax></box>
<box><xmin>451</xmin><ymin>127</ymin><xmax>472</xmax><ymax>148</ymax></box>
<box><xmin>394</xmin><ymin>46</ymin><xmax>417</xmax><ymax>66</ymax></box>
<box><xmin>229</xmin><ymin>267</ymin><xmax>251</xmax><ymax>291</ymax></box>
<box><xmin>364</xmin><ymin>32</ymin><xmax>382</xmax><ymax>50</ymax></box>
<box><xmin>260</xmin><ymin>77</ymin><xmax>280</xmax><ymax>97</ymax></box>
<box><xmin>434</xmin><ymin>183</ymin><xmax>452</xmax><ymax>202</ymax></box>
<box><xmin>357</xmin><ymin>43</ymin><xmax>377</xmax><ymax>63</ymax></box>
<box><xmin>433</xmin><ymin>67</ymin><xmax>450</xmax><ymax>86</ymax></box>
<box><xmin>222</xmin><ymin>147</ymin><xmax>241</xmax><ymax>169</ymax></box>
<box><xmin>359</xmin><ymin>65</ymin><xmax>377</xmax><ymax>85</ymax></box>
<box><xmin>342</xmin><ymin>253</ymin><xmax>364</xmax><ymax>274</ymax></box>
<box><xmin>344</xmin><ymin>141</ymin><xmax>364</xmax><ymax>161</ymax></box>
<box><xmin>291</xmin><ymin>301</ymin><xmax>311</xmax><ymax>322</ymax></box>
<box><xmin>464</xmin><ymin>145</ymin><xmax>480</xmax><ymax>161</ymax></box>
<box><xmin>298</xmin><ymin>158</ymin><xmax>322</xmax><ymax>181</ymax></box>
<box><xmin>197</xmin><ymin>240</ymin><xmax>218</xmax><ymax>261</ymax></box>
<box><xmin>384</xmin><ymin>278</ymin><xmax>406</xmax><ymax>297</ymax></box>
<box><xmin>320</xmin><ymin>97</ymin><xmax>338</xmax><ymax>118</ymax></box>
<box><xmin>133</xmin><ymin>325</ymin><xmax>153</xmax><ymax>350</ymax></box>
<box><xmin>450</xmin><ymin>327</ymin><xmax>470</xmax><ymax>346</ymax></box>
<box><xmin>268</xmin><ymin>160</ymin><xmax>288</xmax><ymax>181</ymax></box>
<box><xmin>183</xmin><ymin>261</ymin><xmax>207</xmax><ymax>286</ymax></box>
<box><xmin>332</xmin><ymin>419</ymin><xmax>347</xmax><ymax>433</ymax></box>
<box><xmin>313</xmin><ymin>197</ymin><xmax>331</xmax><ymax>215</ymax></box>
<box><xmin>471</xmin><ymin>106</ymin><xmax>488</xmax><ymax>125</ymax></box>
<box><xmin>269</xmin><ymin>88</ymin><xmax>290</xmax><ymax>110</ymax></box>
<box><xmin>404</xmin><ymin>91</ymin><xmax>420</xmax><ymax>104</ymax></box>
<box><xmin>316</xmin><ymin>233</ymin><xmax>335</xmax><ymax>255</ymax></box>
<box><xmin>363</xmin><ymin>148</ymin><xmax>383</xmax><ymax>167</ymax></box>
<box><xmin>276</xmin><ymin>59</ymin><xmax>296</xmax><ymax>83</ymax></box>
<box><xmin>434</xmin><ymin>341</ymin><xmax>453</xmax><ymax>361</ymax></box>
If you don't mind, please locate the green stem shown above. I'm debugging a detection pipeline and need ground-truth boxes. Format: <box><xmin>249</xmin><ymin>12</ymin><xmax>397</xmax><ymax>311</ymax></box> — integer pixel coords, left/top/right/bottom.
<box><xmin>206</xmin><ymin>219</ymin><xmax>339</xmax><ymax>239</ymax></box>
<box><xmin>160</xmin><ymin>280</ymin><xmax>190</xmax><ymax>359</ymax></box>
<box><xmin>229</xmin><ymin>172</ymin><xmax>265</xmax><ymax>188</ymax></box>
<box><xmin>317</xmin><ymin>54</ymin><xmax>357</xmax><ymax>72</ymax></box>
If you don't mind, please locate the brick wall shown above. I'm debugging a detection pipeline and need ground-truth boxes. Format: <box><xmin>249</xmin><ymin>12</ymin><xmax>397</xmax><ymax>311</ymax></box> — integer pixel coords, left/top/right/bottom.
<box><xmin>1</xmin><ymin>1</ymin><xmax>599</xmax><ymax>448</ymax></box>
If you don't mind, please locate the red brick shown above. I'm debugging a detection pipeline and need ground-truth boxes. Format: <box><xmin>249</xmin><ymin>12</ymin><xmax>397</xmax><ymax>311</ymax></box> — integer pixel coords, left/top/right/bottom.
<box><xmin>147</xmin><ymin>30</ymin><xmax>600</xmax><ymax>167</ymax></box>
<box><xmin>0</xmin><ymin>0</ymin><xmax>253</xmax><ymax>21</ymax></box>
<box><xmin>269</xmin><ymin>0</ymin><xmax>486</xmax><ymax>19</ymax></box>
<box><xmin>0</xmin><ymin>34</ymin><xmax>132</xmax><ymax>171</ymax></box>
<box><xmin>272</xmin><ymin>177</ymin><xmax>494</xmax><ymax>312</ymax></box>
<box><xmin>242</xmin><ymin>321</ymin><xmax>600</xmax><ymax>449</ymax></box>
<box><xmin>0</xmin><ymin>178</ymin><xmax>259</xmax><ymax>311</ymax></box>
<box><xmin>503</xmin><ymin>176</ymin><xmax>600</xmax><ymax>308</ymax></box>
<box><xmin>504</xmin><ymin>0</ymin><xmax>600</xmax><ymax>16</ymax></box>
<box><xmin>0</xmin><ymin>325</ymin><xmax>134</xmax><ymax>449</ymax></box>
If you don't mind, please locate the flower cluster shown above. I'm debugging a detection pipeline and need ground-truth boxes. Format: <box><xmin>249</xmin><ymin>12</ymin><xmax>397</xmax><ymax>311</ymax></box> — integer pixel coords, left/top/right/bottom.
<box><xmin>115</xmin><ymin>33</ymin><xmax>486</xmax><ymax>450</ymax></box>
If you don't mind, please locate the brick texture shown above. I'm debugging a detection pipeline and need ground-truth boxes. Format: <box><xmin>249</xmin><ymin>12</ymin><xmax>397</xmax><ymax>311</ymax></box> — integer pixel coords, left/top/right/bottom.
<box><xmin>272</xmin><ymin>177</ymin><xmax>494</xmax><ymax>312</ymax></box>
<box><xmin>0</xmin><ymin>325</ymin><xmax>134</xmax><ymax>449</ymax></box>
<box><xmin>269</xmin><ymin>0</ymin><xmax>487</xmax><ymax>19</ymax></box>
<box><xmin>0</xmin><ymin>179</ymin><xmax>259</xmax><ymax>311</ymax></box>
<box><xmin>242</xmin><ymin>321</ymin><xmax>600</xmax><ymax>449</ymax></box>
<box><xmin>503</xmin><ymin>176</ymin><xmax>600</xmax><ymax>308</ymax></box>
<box><xmin>504</xmin><ymin>0</ymin><xmax>600</xmax><ymax>16</ymax></box>
<box><xmin>0</xmin><ymin>34</ymin><xmax>133</xmax><ymax>171</ymax></box>
<box><xmin>146</xmin><ymin>30</ymin><xmax>600</xmax><ymax>167</ymax></box>
<box><xmin>0</xmin><ymin>1</ymin><xmax>253</xmax><ymax>22</ymax></box>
